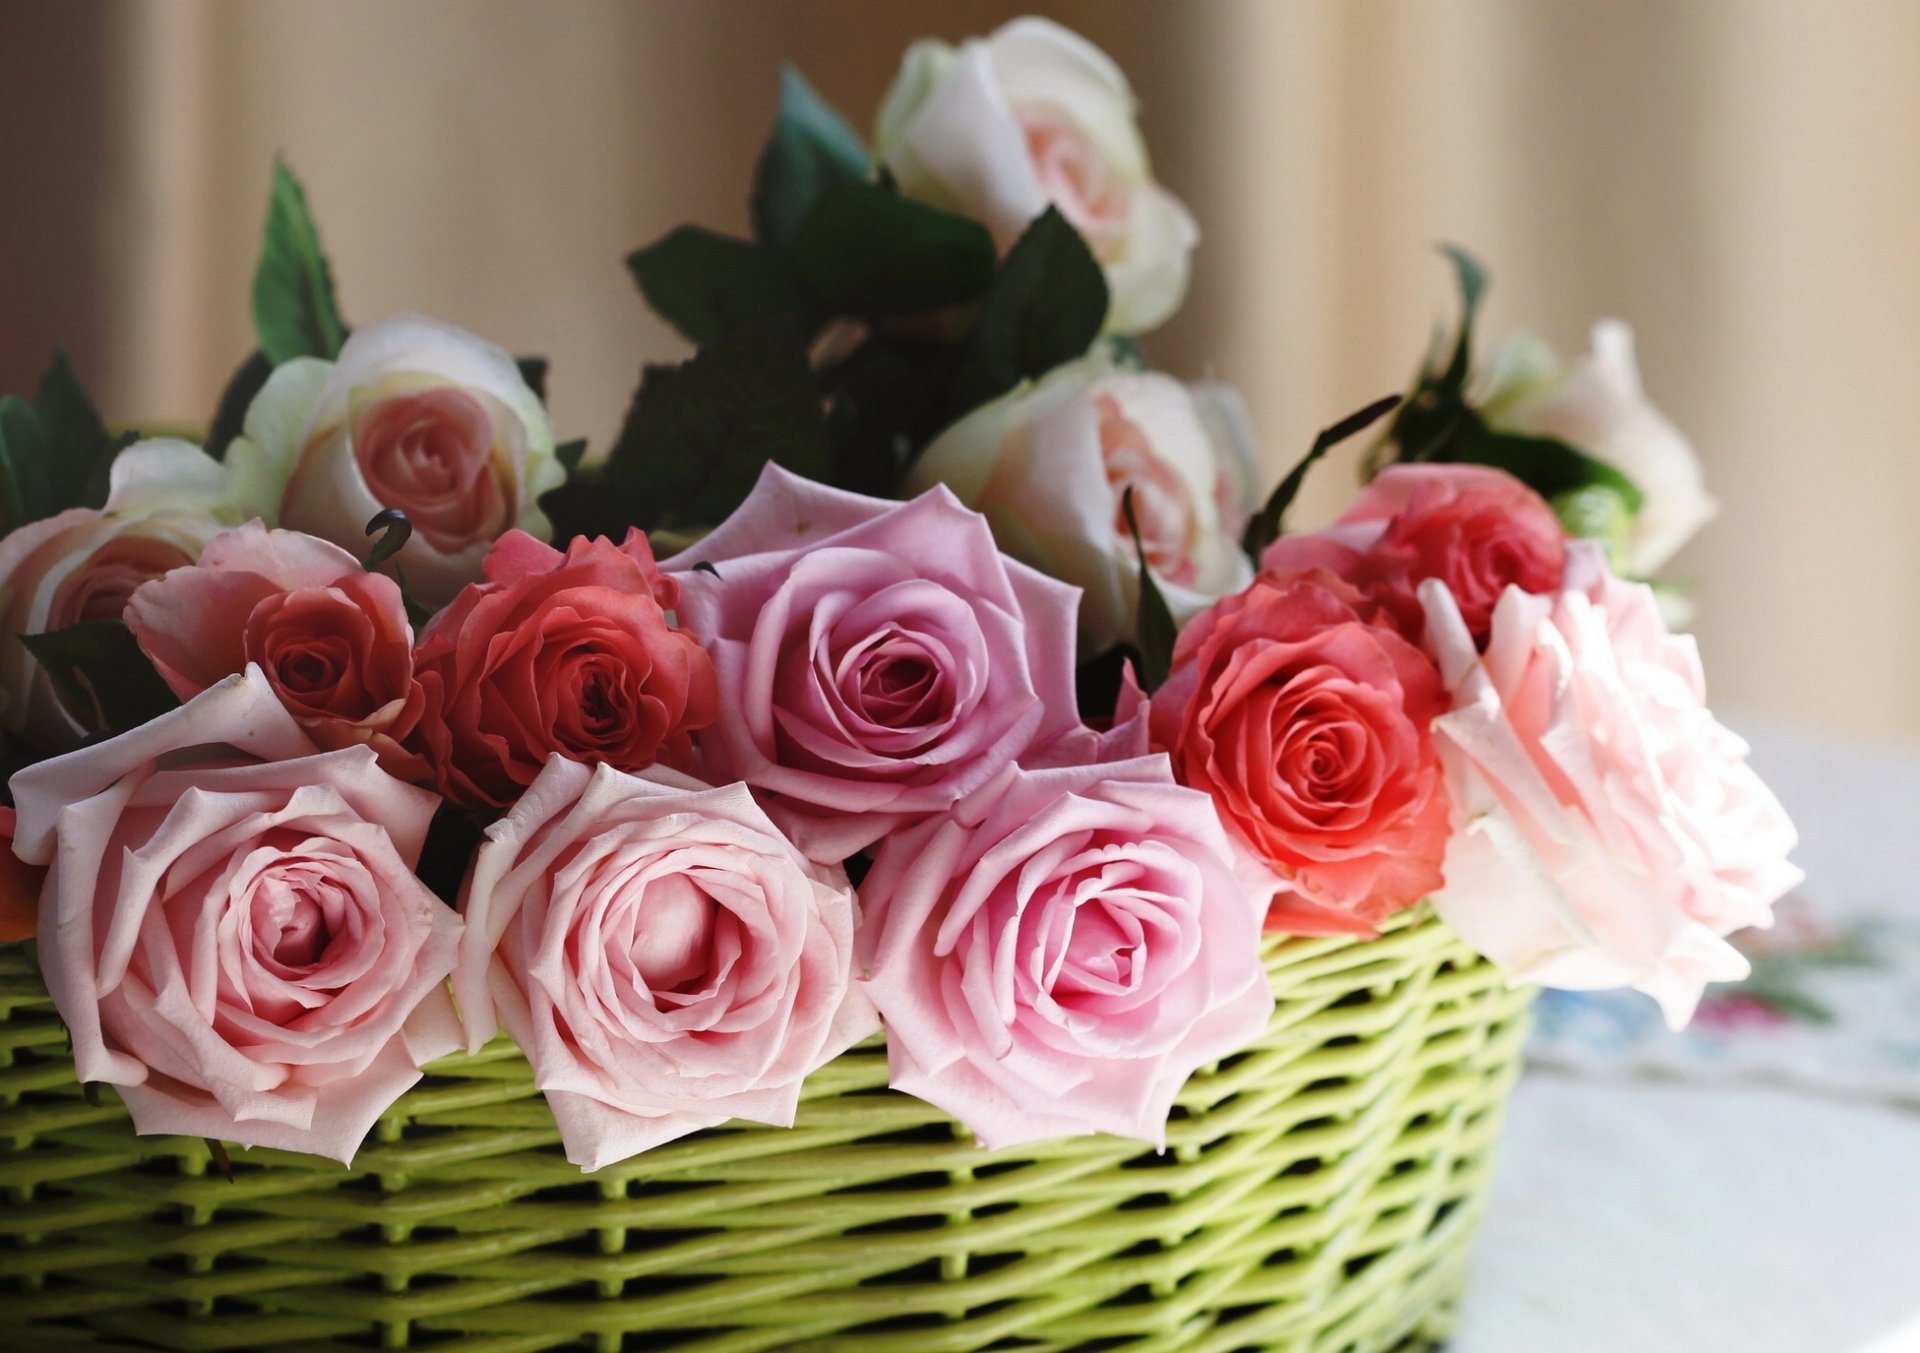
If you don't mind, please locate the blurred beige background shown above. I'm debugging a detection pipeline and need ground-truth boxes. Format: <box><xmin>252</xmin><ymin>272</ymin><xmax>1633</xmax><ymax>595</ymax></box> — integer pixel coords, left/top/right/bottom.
<box><xmin>2</xmin><ymin>0</ymin><xmax>1914</xmax><ymax>740</ymax></box>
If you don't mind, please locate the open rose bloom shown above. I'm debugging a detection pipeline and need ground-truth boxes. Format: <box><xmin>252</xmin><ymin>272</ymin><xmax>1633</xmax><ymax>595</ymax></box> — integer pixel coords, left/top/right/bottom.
<box><xmin>10</xmin><ymin>669</ymin><xmax>462</xmax><ymax>1163</ymax></box>
<box><xmin>0</xmin><ymin>16</ymin><xmax>1800</xmax><ymax>1181</ymax></box>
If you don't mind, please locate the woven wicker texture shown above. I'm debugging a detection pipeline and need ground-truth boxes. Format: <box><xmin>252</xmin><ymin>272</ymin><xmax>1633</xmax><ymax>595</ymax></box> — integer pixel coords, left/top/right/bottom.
<box><xmin>0</xmin><ymin>905</ymin><xmax>1530</xmax><ymax>1353</ymax></box>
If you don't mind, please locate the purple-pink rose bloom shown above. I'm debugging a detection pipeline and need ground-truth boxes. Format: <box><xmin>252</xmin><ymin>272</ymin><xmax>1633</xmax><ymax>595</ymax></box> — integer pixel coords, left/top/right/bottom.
<box><xmin>664</xmin><ymin>466</ymin><xmax>1085</xmax><ymax>863</ymax></box>
<box><xmin>856</xmin><ymin>754</ymin><xmax>1274</xmax><ymax>1149</ymax></box>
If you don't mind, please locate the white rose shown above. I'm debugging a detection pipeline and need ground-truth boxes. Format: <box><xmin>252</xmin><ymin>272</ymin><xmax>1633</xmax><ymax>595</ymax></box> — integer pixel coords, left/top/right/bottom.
<box><xmin>875</xmin><ymin>17</ymin><xmax>1198</xmax><ymax>336</ymax></box>
<box><xmin>907</xmin><ymin>358</ymin><xmax>1253</xmax><ymax>653</ymax></box>
<box><xmin>229</xmin><ymin>313</ymin><xmax>564</xmax><ymax>605</ymax></box>
<box><xmin>0</xmin><ymin>439</ymin><xmax>232</xmax><ymax>750</ymax></box>
<box><xmin>1486</xmin><ymin>320</ymin><xmax>1717</xmax><ymax>576</ymax></box>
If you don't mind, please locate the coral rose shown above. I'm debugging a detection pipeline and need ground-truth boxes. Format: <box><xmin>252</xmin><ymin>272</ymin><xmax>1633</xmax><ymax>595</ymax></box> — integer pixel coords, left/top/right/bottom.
<box><xmin>1262</xmin><ymin>463</ymin><xmax>1565</xmax><ymax>647</ymax></box>
<box><xmin>125</xmin><ymin>522</ymin><xmax>427</xmax><ymax>779</ymax></box>
<box><xmin>412</xmin><ymin>529</ymin><xmax>716</xmax><ymax>811</ymax></box>
<box><xmin>1418</xmin><ymin>543</ymin><xmax>1801</xmax><ymax>1028</ymax></box>
<box><xmin>857</xmin><ymin>755</ymin><xmax>1273</xmax><ymax>1149</ymax></box>
<box><xmin>8</xmin><ymin>667</ymin><xmax>463</xmax><ymax>1162</ymax></box>
<box><xmin>455</xmin><ymin>756</ymin><xmax>876</xmax><ymax>1170</ymax></box>
<box><xmin>664</xmin><ymin>466</ymin><xmax>1084</xmax><ymax>863</ymax></box>
<box><xmin>1150</xmin><ymin>572</ymin><xmax>1451</xmax><ymax>934</ymax></box>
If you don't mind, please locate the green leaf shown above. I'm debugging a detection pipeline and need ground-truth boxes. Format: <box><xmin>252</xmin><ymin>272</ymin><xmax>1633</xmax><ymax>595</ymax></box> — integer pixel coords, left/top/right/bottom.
<box><xmin>20</xmin><ymin>620</ymin><xmax>181</xmax><ymax>737</ymax></box>
<box><xmin>1437</xmin><ymin>243</ymin><xmax>1487</xmax><ymax>394</ymax></box>
<box><xmin>1121</xmin><ymin>486</ymin><xmax>1178</xmax><ymax>692</ymax></box>
<box><xmin>541</xmin><ymin>323</ymin><xmax>831</xmax><ymax>540</ymax></box>
<box><xmin>516</xmin><ymin>356</ymin><xmax>549</xmax><ymax>404</ymax></box>
<box><xmin>790</xmin><ymin>182</ymin><xmax>995</xmax><ymax>320</ymax></box>
<box><xmin>0</xmin><ymin>396</ymin><xmax>48</xmax><ymax>533</ymax></box>
<box><xmin>1447</xmin><ymin>422</ymin><xmax>1645</xmax><ymax>513</ymax></box>
<box><xmin>750</xmin><ymin>66</ymin><xmax>869</xmax><ymax>250</ymax></box>
<box><xmin>206</xmin><ymin>349</ymin><xmax>274</xmax><ymax>461</ymax></box>
<box><xmin>1244</xmin><ymin>393</ymin><xmax>1403</xmax><ymax>558</ymax></box>
<box><xmin>1550</xmin><ymin>482</ymin><xmax>1635</xmax><ymax>569</ymax></box>
<box><xmin>252</xmin><ymin>159</ymin><xmax>347</xmax><ymax>364</ymax></box>
<box><xmin>947</xmin><ymin>208</ymin><xmax>1109</xmax><ymax>417</ymax></box>
<box><xmin>554</xmin><ymin>437</ymin><xmax>589</xmax><ymax>474</ymax></box>
<box><xmin>820</xmin><ymin>335</ymin><xmax>953</xmax><ymax>497</ymax></box>
<box><xmin>34</xmin><ymin>350</ymin><xmax>125</xmax><ymax>512</ymax></box>
<box><xmin>1107</xmin><ymin>335</ymin><xmax>1151</xmax><ymax>372</ymax></box>
<box><xmin>627</xmin><ymin>227</ymin><xmax>805</xmax><ymax>345</ymax></box>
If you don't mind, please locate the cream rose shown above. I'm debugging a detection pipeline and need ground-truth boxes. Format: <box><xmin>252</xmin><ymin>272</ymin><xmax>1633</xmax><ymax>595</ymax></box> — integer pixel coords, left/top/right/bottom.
<box><xmin>228</xmin><ymin>314</ymin><xmax>565</xmax><ymax>604</ymax></box>
<box><xmin>0</xmin><ymin>439</ymin><xmax>233</xmax><ymax>751</ymax></box>
<box><xmin>907</xmin><ymin>359</ymin><xmax>1253</xmax><ymax>653</ymax></box>
<box><xmin>1484</xmin><ymin>321</ymin><xmax>1717</xmax><ymax>576</ymax></box>
<box><xmin>875</xmin><ymin>17</ymin><xmax>1198</xmax><ymax>335</ymax></box>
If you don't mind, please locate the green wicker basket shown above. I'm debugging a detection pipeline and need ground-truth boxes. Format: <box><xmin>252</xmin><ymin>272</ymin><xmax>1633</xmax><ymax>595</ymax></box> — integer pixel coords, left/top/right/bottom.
<box><xmin>0</xmin><ymin>905</ymin><xmax>1530</xmax><ymax>1353</ymax></box>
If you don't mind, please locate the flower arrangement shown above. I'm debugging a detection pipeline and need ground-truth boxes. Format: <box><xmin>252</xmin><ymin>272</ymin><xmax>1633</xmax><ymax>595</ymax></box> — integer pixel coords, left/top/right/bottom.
<box><xmin>0</xmin><ymin>16</ymin><xmax>1798</xmax><ymax>1182</ymax></box>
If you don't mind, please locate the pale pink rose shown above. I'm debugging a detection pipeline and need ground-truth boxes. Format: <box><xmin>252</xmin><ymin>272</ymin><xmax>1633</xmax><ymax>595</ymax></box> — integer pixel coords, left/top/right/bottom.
<box><xmin>8</xmin><ymin>667</ymin><xmax>462</xmax><ymax>1162</ymax></box>
<box><xmin>455</xmin><ymin>756</ymin><xmax>876</xmax><ymax>1170</ymax></box>
<box><xmin>664</xmin><ymin>466</ymin><xmax>1084</xmax><ymax>863</ymax></box>
<box><xmin>1418</xmin><ymin>543</ymin><xmax>1802</xmax><ymax>1028</ymax></box>
<box><xmin>124</xmin><ymin>522</ymin><xmax>427</xmax><ymax>780</ymax></box>
<box><xmin>1262</xmin><ymin>463</ymin><xmax>1565</xmax><ymax>648</ymax></box>
<box><xmin>875</xmin><ymin>18</ymin><xmax>1198</xmax><ymax>334</ymax></box>
<box><xmin>857</xmin><ymin>755</ymin><xmax>1273</xmax><ymax>1149</ymax></box>
<box><xmin>0</xmin><ymin>440</ymin><xmax>231</xmax><ymax>750</ymax></box>
<box><xmin>906</xmin><ymin>359</ymin><xmax>1255</xmax><ymax>653</ymax></box>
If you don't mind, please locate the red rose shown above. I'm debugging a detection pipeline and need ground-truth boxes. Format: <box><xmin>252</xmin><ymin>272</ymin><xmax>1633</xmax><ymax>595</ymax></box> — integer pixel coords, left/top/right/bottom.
<box><xmin>1262</xmin><ymin>464</ymin><xmax>1565</xmax><ymax>645</ymax></box>
<box><xmin>412</xmin><ymin>530</ymin><xmax>718</xmax><ymax>810</ymax></box>
<box><xmin>1149</xmin><ymin>572</ymin><xmax>1451</xmax><ymax>934</ymax></box>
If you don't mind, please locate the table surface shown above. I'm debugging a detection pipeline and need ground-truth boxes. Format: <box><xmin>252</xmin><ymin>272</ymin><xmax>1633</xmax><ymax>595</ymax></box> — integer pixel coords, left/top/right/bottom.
<box><xmin>1452</xmin><ymin>719</ymin><xmax>1920</xmax><ymax>1353</ymax></box>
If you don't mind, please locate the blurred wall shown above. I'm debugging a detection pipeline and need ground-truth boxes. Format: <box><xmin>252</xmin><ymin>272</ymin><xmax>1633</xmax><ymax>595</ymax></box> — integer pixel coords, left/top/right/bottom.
<box><xmin>1</xmin><ymin>0</ymin><xmax>1914</xmax><ymax>739</ymax></box>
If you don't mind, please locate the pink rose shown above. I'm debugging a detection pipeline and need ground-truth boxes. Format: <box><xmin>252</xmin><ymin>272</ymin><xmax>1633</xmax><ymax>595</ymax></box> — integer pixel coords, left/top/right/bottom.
<box><xmin>412</xmin><ymin>529</ymin><xmax>718</xmax><ymax>812</ymax></box>
<box><xmin>124</xmin><ymin>522</ymin><xmax>428</xmax><ymax>780</ymax></box>
<box><xmin>8</xmin><ymin>667</ymin><xmax>463</xmax><ymax>1162</ymax></box>
<box><xmin>1149</xmin><ymin>572</ymin><xmax>1451</xmax><ymax>934</ymax></box>
<box><xmin>857</xmin><ymin>755</ymin><xmax>1273</xmax><ymax>1149</ymax></box>
<box><xmin>454</xmin><ymin>756</ymin><xmax>876</xmax><ymax>1170</ymax></box>
<box><xmin>664</xmin><ymin>466</ymin><xmax>1084</xmax><ymax>862</ymax></box>
<box><xmin>1418</xmin><ymin>543</ymin><xmax>1802</xmax><ymax>1028</ymax></box>
<box><xmin>1262</xmin><ymin>464</ymin><xmax>1566</xmax><ymax>646</ymax></box>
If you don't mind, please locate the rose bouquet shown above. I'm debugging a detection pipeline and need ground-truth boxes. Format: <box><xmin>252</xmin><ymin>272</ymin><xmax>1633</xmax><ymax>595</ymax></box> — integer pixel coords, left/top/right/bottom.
<box><xmin>0</xmin><ymin>14</ymin><xmax>1798</xmax><ymax>1348</ymax></box>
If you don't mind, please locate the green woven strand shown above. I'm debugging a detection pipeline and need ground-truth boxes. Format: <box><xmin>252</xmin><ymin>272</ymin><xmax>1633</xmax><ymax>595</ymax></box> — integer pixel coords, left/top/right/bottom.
<box><xmin>0</xmin><ymin>907</ymin><xmax>1531</xmax><ymax>1352</ymax></box>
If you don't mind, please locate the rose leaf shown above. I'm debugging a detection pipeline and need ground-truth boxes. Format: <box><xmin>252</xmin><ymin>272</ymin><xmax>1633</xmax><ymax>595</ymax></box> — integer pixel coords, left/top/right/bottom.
<box><xmin>627</xmin><ymin>227</ymin><xmax>806</xmax><ymax>346</ymax></box>
<box><xmin>252</xmin><ymin>158</ymin><xmax>348</xmax><ymax>365</ymax></box>
<box><xmin>946</xmin><ymin>208</ymin><xmax>1109</xmax><ymax>419</ymax></box>
<box><xmin>1122</xmin><ymin>486</ymin><xmax>1178</xmax><ymax>692</ymax></box>
<box><xmin>750</xmin><ymin>65</ymin><xmax>869</xmax><ymax>251</ymax></box>
<box><xmin>1245</xmin><ymin>392</ymin><xmax>1403</xmax><ymax>558</ymax></box>
<box><xmin>34</xmin><ymin>350</ymin><xmax>127</xmax><ymax>513</ymax></box>
<box><xmin>206</xmin><ymin>348</ymin><xmax>274</xmax><ymax>462</ymax></box>
<box><xmin>20</xmin><ymin>620</ymin><xmax>182</xmax><ymax>738</ymax></box>
<box><xmin>790</xmin><ymin>181</ymin><xmax>995</xmax><ymax>321</ymax></box>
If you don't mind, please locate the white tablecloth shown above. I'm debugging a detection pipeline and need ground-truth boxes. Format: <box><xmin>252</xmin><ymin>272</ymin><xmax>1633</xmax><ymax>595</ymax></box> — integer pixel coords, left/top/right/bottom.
<box><xmin>1453</xmin><ymin>721</ymin><xmax>1920</xmax><ymax>1353</ymax></box>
